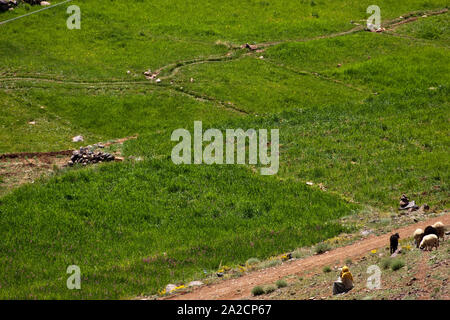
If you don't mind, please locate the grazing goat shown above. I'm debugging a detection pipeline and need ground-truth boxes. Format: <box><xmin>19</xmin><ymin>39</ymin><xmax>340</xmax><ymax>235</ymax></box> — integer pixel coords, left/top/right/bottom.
<box><xmin>424</xmin><ymin>225</ymin><xmax>439</xmax><ymax>239</ymax></box>
<box><xmin>413</xmin><ymin>229</ymin><xmax>424</xmax><ymax>248</ymax></box>
<box><xmin>419</xmin><ymin>234</ymin><xmax>439</xmax><ymax>251</ymax></box>
<box><xmin>432</xmin><ymin>222</ymin><xmax>445</xmax><ymax>240</ymax></box>
<box><xmin>390</xmin><ymin>233</ymin><xmax>400</xmax><ymax>254</ymax></box>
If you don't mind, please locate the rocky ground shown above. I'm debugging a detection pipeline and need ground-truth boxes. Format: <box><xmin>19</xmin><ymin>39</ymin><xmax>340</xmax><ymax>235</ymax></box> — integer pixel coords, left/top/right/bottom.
<box><xmin>154</xmin><ymin>213</ymin><xmax>449</xmax><ymax>300</ymax></box>
<box><xmin>0</xmin><ymin>136</ymin><xmax>135</xmax><ymax>197</ymax></box>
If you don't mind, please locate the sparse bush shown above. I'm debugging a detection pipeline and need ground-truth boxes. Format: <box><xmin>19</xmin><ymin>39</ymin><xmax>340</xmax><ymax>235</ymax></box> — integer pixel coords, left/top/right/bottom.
<box><xmin>259</xmin><ymin>259</ymin><xmax>282</xmax><ymax>269</ymax></box>
<box><xmin>275</xmin><ymin>279</ymin><xmax>288</xmax><ymax>288</ymax></box>
<box><xmin>381</xmin><ymin>258</ymin><xmax>392</xmax><ymax>270</ymax></box>
<box><xmin>391</xmin><ymin>259</ymin><xmax>405</xmax><ymax>271</ymax></box>
<box><xmin>251</xmin><ymin>285</ymin><xmax>264</xmax><ymax>296</ymax></box>
<box><xmin>314</xmin><ymin>242</ymin><xmax>331</xmax><ymax>255</ymax></box>
<box><xmin>264</xmin><ymin>285</ymin><xmax>277</xmax><ymax>294</ymax></box>
<box><xmin>345</xmin><ymin>258</ymin><xmax>352</xmax><ymax>265</ymax></box>
<box><xmin>292</xmin><ymin>249</ymin><xmax>306</xmax><ymax>259</ymax></box>
<box><xmin>246</xmin><ymin>258</ymin><xmax>260</xmax><ymax>266</ymax></box>
<box><xmin>323</xmin><ymin>266</ymin><xmax>332</xmax><ymax>273</ymax></box>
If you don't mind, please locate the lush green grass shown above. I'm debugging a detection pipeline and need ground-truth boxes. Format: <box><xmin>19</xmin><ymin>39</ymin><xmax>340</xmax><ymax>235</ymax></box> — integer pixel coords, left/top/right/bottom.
<box><xmin>0</xmin><ymin>86</ymin><xmax>241</xmax><ymax>153</ymax></box>
<box><xmin>0</xmin><ymin>160</ymin><xmax>356</xmax><ymax>298</ymax></box>
<box><xmin>0</xmin><ymin>91</ymin><xmax>97</xmax><ymax>153</ymax></box>
<box><xmin>0</xmin><ymin>0</ymin><xmax>447</xmax><ymax>80</ymax></box>
<box><xmin>164</xmin><ymin>29</ymin><xmax>449</xmax><ymax>209</ymax></box>
<box><xmin>395</xmin><ymin>13</ymin><xmax>450</xmax><ymax>42</ymax></box>
<box><xmin>172</xmin><ymin>56</ymin><xmax>366</xmax><ymax>114</ymax></box>
<box><xmin>264</xmin><ymin>32</ymin><xmax>416</xmax><ymax>74</ymax></box>
<box><xmin>0</xmin><ymin>0</ymin><xmax>448</xmax><ymax>299</ymax></box>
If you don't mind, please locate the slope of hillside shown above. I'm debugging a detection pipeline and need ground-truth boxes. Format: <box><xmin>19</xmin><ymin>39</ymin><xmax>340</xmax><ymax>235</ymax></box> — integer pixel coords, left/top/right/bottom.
<box><xmin>0</xmin><ymin>1</ymin><xmax>448</xmax><ymax>299</ymax></box>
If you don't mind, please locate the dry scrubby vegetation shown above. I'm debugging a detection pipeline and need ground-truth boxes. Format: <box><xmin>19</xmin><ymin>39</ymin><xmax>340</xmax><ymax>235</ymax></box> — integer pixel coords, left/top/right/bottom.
<box><xmin>261</xmin><ymin>238</ymin><xmax>449</xmax><ymax>300</ymax></box>
<box><xmin>0</xmin><ymin>0</ymin><xmax>448</xmax><ymax>298</ymax></box>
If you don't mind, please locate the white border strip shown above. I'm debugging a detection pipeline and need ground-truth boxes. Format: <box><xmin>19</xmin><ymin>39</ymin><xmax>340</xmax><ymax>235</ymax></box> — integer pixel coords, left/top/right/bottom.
<box><xmin>0</xmin><ymin>0</ymin><xmax>73</xmax><ymax>26</ymax></box>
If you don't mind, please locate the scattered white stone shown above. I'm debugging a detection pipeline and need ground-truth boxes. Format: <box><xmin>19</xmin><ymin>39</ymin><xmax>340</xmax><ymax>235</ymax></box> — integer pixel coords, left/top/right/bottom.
<box><xmin>367</xmin><ymin>23</ymin><xmax>377</xmax><ymax>32</ymax></box>
<box><xmin>190</xmin><ymin>78</ymin><xmax>194</xmax><ymax>83</ymax></box>
<box><xmin>188</xmin><ymin>281</ymin><xmax>203</xmax><ymax>287</ymax></box>
<box><xmin>40</xmin><ymin>1</ymin><xmax>51</xmax><ymax>6</ymax></box>
<box><xmin>360</xmin><ymin>230</ymin><xmax>372</xmax><ymax>237</ymax></box>
<box><xmin>155</xmin><ymin>78</ymin><xmax>161</xmax><ymax>83</ymax></box>
<box><xmin>259</xmin><ymin>56</ymin><xmax>264</xmax><ymax>59</ymax></box>
<box><xmin>72</xmin><ymin>135</ymin><xmax>84</xmax><ymax>142</ymax></box>
<box><xmin>165</xmin><ymin>284</ymin><xmax>177</xmax><ymax>293</ymax></box>
<box><xmin>28</xmin><ymin>121</ymin><xmax>36</xmax><ymax>125</ymax></box>
<box><xmin>306</xmin><ymin>181</ymin><xmax>314</xmax><ymax>186</ymax></box>
<box><xmin>127</xmin><ymin>70</ymin><xmax>131</xmax><ymax>74</ymax></box>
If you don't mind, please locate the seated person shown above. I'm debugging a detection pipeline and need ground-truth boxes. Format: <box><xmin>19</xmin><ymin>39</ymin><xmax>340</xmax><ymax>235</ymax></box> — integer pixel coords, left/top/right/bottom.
<box><xmin>332</xmin><ymin>266</ymin><xmax>354</xmax><ymax>295</ymax></box>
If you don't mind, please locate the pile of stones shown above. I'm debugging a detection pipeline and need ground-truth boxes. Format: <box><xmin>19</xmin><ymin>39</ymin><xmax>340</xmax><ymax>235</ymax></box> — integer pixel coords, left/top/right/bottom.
<box><xmin>68</xmin><ymin>147</ymin><xmax>115</xmax><ymax>166</ymax></box>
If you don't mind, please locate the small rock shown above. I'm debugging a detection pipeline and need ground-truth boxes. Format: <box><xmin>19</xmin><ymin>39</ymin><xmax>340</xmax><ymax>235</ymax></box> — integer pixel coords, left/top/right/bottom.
<box><xmin>72</xmin><ymin>135</ymin><xmax>84</xmax><ymax>142</ymax></box>
<box><xmin>243</xmin><ymin>43</ymin><xmax>257</xmax><ymax>51</ymax></box>
<box><xmin>361</xmin><ymin>230</ymin><xmax>372</xmax><ymax>237</ymax></box>
<box><xmin>188</xmin><ymin>281</ymin><xmax>203</xmax><ymax>287</ymax></box>
<box><xmin>127</xmin><ymin>70</ymin><xmax>131</xmax><ymax>75</ymax></box>
<box><xmin>155</xmin><ymin>78</ymin><xmax>161</xmax><ymax>83</ymax></box>
<box><xmin>366</xmin><ymin>23</ymin><xmax>377</xmax><ymax>32</ymax></box>
<box><xmin>40</xmin><ymin>1</ymin><xmax>51</xmax><ymax>5</ymax></box>
<box><xmin>165</xmin><ymin>284</ymin><xmax>177</xmax><ymax>293</ymax></box>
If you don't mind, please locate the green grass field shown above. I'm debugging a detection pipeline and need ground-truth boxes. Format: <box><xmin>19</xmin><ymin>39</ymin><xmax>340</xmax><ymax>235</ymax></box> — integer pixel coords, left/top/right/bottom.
<box><xmin>0</xmin><ymin>0</ymin><xmax>448</xmax><ymax>299</ymax></box>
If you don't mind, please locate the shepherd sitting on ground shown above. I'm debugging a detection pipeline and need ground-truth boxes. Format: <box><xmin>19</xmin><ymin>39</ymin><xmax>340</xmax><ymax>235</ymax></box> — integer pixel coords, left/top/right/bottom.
<box><xmin>332</xmin><ymin>266</ymin><xmax>354</xmax><ymax>295</ymax></box>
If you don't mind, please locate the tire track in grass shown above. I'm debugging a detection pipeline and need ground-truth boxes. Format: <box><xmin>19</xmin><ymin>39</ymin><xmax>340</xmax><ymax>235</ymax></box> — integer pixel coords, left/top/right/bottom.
<box><xmin>260</xmin><ymin>58</ymin><xmax>372</xmax><ymax>94</ymax></box>
<box><xmin>1</xmin><ymin>8</ymin><xmax>446</xmax><ymax>88</ymax></box>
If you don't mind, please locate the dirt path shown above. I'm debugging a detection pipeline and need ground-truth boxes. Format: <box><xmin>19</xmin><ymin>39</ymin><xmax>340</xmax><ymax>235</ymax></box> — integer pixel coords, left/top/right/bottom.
<box><xmin>165</xmin><ymin>214</ymin><xmax>449</xmax><ymax>300</ymax></box>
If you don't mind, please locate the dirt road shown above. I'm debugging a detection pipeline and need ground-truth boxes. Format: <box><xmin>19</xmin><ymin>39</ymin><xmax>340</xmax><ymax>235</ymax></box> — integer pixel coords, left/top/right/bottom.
<box><xmin>165</xmin><ymin>214</ymin><xmax>449</xmax><ymax>300</ymax></box>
